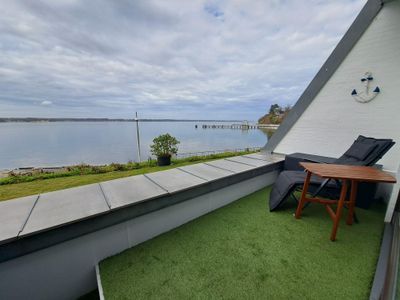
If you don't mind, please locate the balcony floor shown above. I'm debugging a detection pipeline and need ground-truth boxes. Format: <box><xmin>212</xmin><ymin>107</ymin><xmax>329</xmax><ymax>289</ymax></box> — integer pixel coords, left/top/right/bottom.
<box><xmin>100</xmin><ymin>186</ymin><xmax>385</xmax><ymax>299</ymax></box>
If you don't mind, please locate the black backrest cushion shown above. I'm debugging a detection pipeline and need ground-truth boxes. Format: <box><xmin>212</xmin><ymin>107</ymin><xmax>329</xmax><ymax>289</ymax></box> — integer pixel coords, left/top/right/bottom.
<box><xmin>355</xmin><ymin>135</ymin><xmax>394</xmax><ymax>165</ymax></box>
<box><xmin>336</xmin><ymin>135</ymin><xmax>394</xmax><ymax>166</ymax></box>
<box><xmin>343</xmin><ymin>141</ymin><xmax>377</xmax><ymax>161</ymax></box>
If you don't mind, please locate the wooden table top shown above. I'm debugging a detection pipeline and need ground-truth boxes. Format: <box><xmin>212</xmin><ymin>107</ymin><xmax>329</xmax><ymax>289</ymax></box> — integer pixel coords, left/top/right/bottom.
<box><xmin>299</xmin><ymin>162</ymin><xmax>397</xmax><ymax>183</ymax></box>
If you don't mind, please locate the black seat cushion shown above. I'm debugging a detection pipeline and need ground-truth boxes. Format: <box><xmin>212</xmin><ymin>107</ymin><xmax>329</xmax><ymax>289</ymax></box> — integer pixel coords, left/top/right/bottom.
<box><xmin>269</xmin><ymin>171</ymin><xmax>337</xmax><ymax>211</ymax></box>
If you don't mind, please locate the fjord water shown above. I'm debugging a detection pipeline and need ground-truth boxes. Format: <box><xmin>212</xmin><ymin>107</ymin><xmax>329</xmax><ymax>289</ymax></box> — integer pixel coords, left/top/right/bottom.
<box><xmin>0</xmin><ymin>121</ymin><xmax>271</xmax><ymax>169</ymax></box>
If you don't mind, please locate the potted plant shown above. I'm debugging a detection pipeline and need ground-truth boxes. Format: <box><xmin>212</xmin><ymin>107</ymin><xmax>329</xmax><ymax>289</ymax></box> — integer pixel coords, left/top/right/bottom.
<box><xmin>150</xmin><ymin>133</ymin><xmax>180</xmax><ymax>166</ymax></box>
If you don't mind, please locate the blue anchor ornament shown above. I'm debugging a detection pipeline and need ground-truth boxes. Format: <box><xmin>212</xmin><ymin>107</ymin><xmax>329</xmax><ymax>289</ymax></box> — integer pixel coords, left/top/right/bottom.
<box><xmin>351</xmin><ymin>71</ymin><xmax>380</xmax><ymax>103</ymax></box>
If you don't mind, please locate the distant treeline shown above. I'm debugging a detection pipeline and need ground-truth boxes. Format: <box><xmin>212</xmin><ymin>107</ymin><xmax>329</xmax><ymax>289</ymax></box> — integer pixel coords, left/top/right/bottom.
<box><xmin>0</xmin><ymin>118</ymin><xmax>243</xmax><ymax>123</ymax></box>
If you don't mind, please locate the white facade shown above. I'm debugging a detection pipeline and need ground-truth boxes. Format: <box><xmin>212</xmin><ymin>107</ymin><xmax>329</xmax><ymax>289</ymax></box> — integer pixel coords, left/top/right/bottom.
<box><xmin>274</xmin><ymin>0</ymin><xmax>400</xmax><ymax>174</ymax></box>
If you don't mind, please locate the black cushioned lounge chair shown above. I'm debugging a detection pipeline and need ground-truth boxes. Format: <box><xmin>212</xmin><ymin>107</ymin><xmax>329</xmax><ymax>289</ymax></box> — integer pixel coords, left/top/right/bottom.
<box><xmin>269</xmin><ymin>135</ymin><xmax>395</xmax><ymax>211</ymax></box>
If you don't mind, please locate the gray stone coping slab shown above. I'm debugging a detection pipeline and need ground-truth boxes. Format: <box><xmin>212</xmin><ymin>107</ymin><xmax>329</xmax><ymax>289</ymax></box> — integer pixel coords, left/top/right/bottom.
<box><xmin>0</xmin><ymin>195</ymin><xmax>37</xmax><ymax>244</ymax></box>
<box><xmin>21</xmin><ymin>184</ymin><xmax>110</xmax><ymax>236</ymax></box>
<box><xmin>100</xmin><ymin>175</ymin><xmax>168</xmax><ymax>210</ymax></box>
<box><xmin>269</xmin><ymin>153</ymin><xmax>286</xmax><ymax>162</ymax></box>
<box><xmin>243</xmin><ymin>153</ymin><xmax>271</xmax><ymax>161</ymax></box>
<box><xmin>145</xmin><ymin>168</ymin><xmax>207</xmax><ymax>193</ymax></box>
<box><xmin>205</xmin><ymin>159</ymin><xmax>254</xmax><ymax>173</ymax></box>
<box><xmin>178</xmin><ymin>163</ymin><xmax>234</xmax><ymax>181</ymax></box>
<box><xmin>244</xmin><ymin>153</ymin><xmax>285</xmax><ymax>162</ymax></box>
<box><xmin>225</xmin><ymin>156</ymin><xmax>270</xmax><ymax>167</ymax></box>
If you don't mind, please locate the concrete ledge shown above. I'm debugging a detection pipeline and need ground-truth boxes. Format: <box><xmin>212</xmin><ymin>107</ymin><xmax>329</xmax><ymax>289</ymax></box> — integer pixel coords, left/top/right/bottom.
<box><xmin>95</xmin><ymin>264</ymin><xmax>105</xmax><ymax>300</ymax></box>
<box><xmin>369</xmin><ymin>222</ymin><xmax>392</xmax><ymax>299</ymax></box>
<box><xmin>0</xmin><ymin>195</ymin><xmax>38</xmax><ymax>244</ymax></box>
<box><xmin>370</xmin><ymin>212</ymin><xmax>400</xmax><ymax>299</ymax></box>
<box><xmin>21</xmin><ymin>184</ymin><xmax>110</xmax><ymax>236</ymax></box>
<box><xmin>0</xmin><ymin>155</ymin><xmax>283</xmax><ymax>264</ymax></box>
<box><xmin>0</xmin><ymin>170</ymin><xmax>280</xmax><ymax>300</ymax></box>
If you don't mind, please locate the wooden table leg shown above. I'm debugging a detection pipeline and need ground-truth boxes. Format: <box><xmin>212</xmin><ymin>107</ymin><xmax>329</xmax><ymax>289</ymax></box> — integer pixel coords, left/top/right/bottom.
<box><xmin>346</xmin><ymin>180</ymin><xmax>358</xmax><ymax>225</ymax></box>
<box><xmin>330</xmin><ymin>179</ymin><xmax>348</xmax><ymax>241</ymax></box>
<box><xmin>295</xmin><ymin>171</ymin><xmax>312</xmax><ymax>219</ymax></box>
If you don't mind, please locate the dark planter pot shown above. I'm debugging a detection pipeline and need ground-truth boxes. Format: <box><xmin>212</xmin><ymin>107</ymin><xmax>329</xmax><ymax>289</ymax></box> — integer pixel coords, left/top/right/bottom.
<box><xmin>157</xmin><ymin>155</ymin><xmax>171</xmax><ymax>166</ymax></box>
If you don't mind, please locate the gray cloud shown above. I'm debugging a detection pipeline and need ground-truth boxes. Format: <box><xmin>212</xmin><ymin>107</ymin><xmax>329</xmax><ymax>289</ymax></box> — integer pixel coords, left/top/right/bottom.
<box><xmin>0</xmin><ymin>0</ymin><xmax>366</xmax><ymax>120</ymax></box>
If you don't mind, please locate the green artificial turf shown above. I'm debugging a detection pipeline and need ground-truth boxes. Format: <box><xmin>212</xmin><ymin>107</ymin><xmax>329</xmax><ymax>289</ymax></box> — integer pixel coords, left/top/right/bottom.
<box><xmin>100</xmin><ymin>187</ymin><xmax>385</xmax><ymax>300</ymax></box>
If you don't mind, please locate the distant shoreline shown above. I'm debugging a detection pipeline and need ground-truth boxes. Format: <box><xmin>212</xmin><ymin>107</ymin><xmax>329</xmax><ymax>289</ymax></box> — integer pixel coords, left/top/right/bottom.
<box><xmin>0</xmin><ymin>118</ymin><xmax>244</xmax><ymax>123</ymax></box>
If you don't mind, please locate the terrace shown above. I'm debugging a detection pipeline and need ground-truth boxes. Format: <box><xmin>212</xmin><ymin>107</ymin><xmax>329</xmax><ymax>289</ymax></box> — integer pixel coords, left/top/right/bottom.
<box><xmin>0</xmin><ymin>151</ymin><xmax>395</xmax><ymax>300</ymax></box>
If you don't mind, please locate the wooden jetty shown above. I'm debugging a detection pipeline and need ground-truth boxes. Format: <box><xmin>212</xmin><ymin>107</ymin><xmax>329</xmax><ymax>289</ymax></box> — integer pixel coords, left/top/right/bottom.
<box><xmin>199</xmin><ymin>123</ymin><xmax>279</xmax><ymax>130</ymax></box>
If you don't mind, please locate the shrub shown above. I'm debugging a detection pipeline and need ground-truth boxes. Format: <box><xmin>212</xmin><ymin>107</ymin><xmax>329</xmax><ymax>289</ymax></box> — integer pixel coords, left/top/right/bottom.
<box><xmin>150</xmin><ymin>134</ymin><xmax>180</xmax><ymax>158</ymax></box>
<box><xmin>109</xmin><ymin>163</ymin><xmax>125</xmax><ymax>171</ymax></box>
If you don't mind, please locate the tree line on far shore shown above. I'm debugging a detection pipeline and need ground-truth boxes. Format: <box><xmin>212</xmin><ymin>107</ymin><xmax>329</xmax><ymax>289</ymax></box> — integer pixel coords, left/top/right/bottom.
<box><xmin>258</xmin><ymin>104</ymin><xmax>291</xmax><ymax>125</ymax></box>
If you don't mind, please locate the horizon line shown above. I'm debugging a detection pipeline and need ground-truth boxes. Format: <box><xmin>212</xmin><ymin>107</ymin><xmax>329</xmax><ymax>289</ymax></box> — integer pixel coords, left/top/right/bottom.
<box><xmin>0</xmin><ymin>117</ymin><xmax>248</xmax><ymax>122</ymax></box>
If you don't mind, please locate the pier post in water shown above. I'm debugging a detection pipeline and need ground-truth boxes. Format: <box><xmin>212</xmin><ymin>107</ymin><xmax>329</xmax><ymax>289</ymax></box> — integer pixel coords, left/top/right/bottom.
<box><xmin>135</xmin><ymin>112</ymin><xmax>142</xmax><ymax>162</ymax></box>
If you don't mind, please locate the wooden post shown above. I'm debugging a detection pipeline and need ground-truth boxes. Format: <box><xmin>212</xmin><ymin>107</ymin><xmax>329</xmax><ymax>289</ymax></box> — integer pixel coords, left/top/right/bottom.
<box><xmin>346</xmin><ymin>180</ymin><xmax>358</xmax><ymax>225</ymax></box>
<box><xmin>135</xmin><ymin>112</ymin><xmax>141</xmax><ymax>162</ymax></box>
<box><xmin>330</xmin><ymin>179</ymin><xmax>348</xmax><ymax>241</ymax></box>
<box><xmin>295</xmin><ymin>171</ymin><xmax>312</xmax><ymax>219</ymax></box>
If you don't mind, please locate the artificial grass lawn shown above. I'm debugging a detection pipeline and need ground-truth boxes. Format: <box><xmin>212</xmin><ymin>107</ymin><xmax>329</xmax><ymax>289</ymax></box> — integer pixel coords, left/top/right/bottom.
<box><xmin>0</xmin><ymin>152</ymin><xmax>253</xmax><ymax>202</ymax></box>
<box><xmin>100</xmin><ymin>187</ymin><xmax>385</xmax><ymax>300</ymax></box>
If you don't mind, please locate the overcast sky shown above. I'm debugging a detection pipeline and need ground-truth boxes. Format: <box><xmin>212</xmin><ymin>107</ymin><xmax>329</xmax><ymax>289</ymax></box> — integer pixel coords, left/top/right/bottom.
<box><xmin>0</xmin><ymin>0</ymin><xmax>366</xmax><ymax>120</ymax></box>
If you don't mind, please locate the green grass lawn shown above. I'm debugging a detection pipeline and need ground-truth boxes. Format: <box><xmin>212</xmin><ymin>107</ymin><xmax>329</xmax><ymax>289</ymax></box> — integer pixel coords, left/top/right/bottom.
<box><xmin>0</xmin><ymin>151</ymin><xmax>254</xmax><ymax>202</ymax></box>
<box><xmin>100</xmin><ymin>187</ymin><xmax>385</xmax><ymax>300</ymax></box>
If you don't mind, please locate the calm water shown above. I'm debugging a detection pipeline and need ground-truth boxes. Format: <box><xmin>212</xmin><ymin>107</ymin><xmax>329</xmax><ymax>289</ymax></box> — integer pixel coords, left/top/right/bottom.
<box><xmin>0</xmin><ymin>121</ymin><xmax>272</xmax><ymax>169</ymax></box>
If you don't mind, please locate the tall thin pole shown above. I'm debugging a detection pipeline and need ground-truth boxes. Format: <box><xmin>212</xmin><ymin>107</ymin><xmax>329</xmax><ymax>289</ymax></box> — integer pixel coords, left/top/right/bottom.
<box><xmin>135</xmin><ymin>112</ymin><xmax>141</xmax><ymax>162</ymax></box>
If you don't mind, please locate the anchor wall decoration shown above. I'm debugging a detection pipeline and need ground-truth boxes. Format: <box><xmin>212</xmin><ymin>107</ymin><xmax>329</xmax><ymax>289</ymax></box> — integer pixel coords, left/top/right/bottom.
<box><xmin>351</xmin><ymin>71</ymin><xmax>380</xmax><ymax>103</ymax></box>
